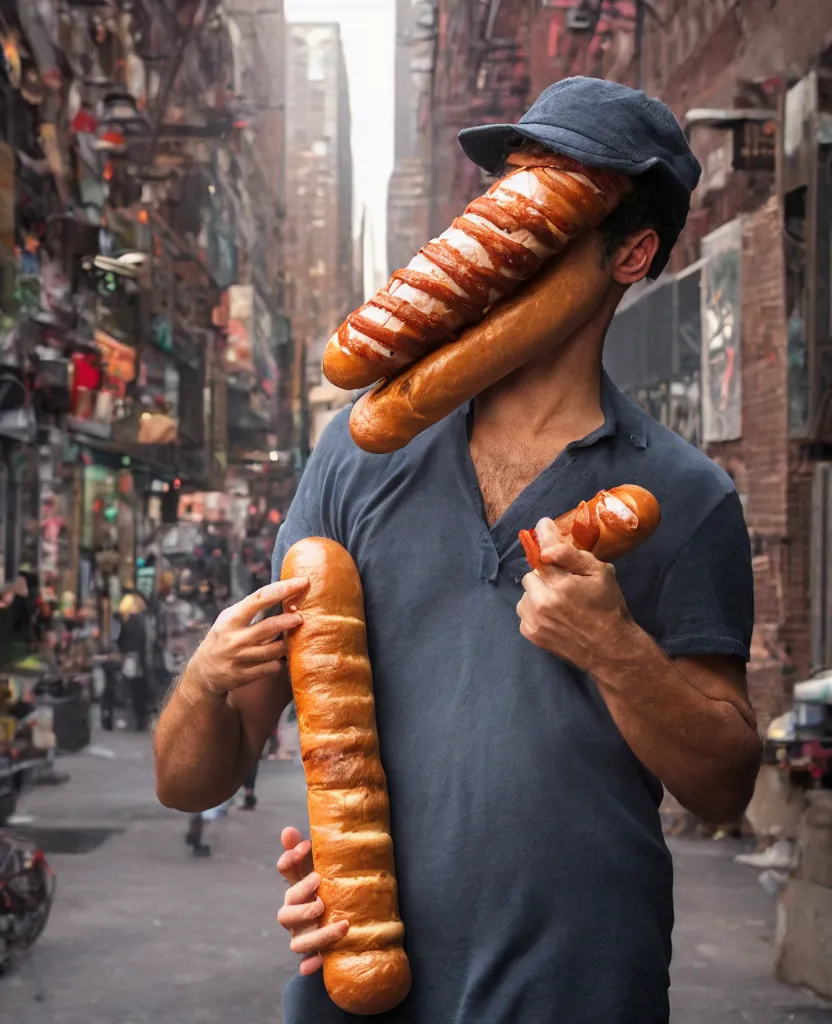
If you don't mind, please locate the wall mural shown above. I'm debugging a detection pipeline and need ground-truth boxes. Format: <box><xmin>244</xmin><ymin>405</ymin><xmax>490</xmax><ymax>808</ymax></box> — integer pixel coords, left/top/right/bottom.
<box><xmin>701</xmin><ymin>219</ymin><xmax>742</xmax><ymax>444</ymax></box>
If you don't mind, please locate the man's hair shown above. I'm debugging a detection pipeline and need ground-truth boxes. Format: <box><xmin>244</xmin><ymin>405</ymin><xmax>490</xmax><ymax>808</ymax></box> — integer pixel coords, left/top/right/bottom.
<box><xmin>493</xmin><ymin>151</ymin><xmax>674</xmax><ymax>281</ymax></box>
<box><xmin>598</xmin><ymin>171</ymin><xmax>674</xmax><ymax>281</ymax></box>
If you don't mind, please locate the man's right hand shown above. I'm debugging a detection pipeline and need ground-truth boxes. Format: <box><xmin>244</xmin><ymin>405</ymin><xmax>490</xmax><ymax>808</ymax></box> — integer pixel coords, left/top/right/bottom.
<box><xmin>277</xmin><ymin>827</ymin><xmax>349</xmax><ymax>976</ymax></box>
<box><xmin>184</xmin><ymin>579</ymin><xmax>308</xmax><ymax>700</ymax></box>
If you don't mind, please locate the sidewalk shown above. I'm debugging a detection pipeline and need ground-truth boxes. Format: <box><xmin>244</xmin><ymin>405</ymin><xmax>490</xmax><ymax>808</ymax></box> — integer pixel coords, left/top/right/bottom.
<box><xmin>1</xmin><ymin>733</ymin><xmax>831</xmax><ymax>1023</ymax></box>
<box><xmin>669</xmin><ymin>836</ymin><xmax>831</xmax><ymax>1022</ymax></box>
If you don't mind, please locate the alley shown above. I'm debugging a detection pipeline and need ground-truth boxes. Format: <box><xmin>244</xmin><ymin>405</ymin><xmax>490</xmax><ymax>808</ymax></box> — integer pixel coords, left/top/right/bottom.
<box><xmin>0</xmin><ymin>734</ymin><xmax>829</xmax><ymax>1024</ymax></box>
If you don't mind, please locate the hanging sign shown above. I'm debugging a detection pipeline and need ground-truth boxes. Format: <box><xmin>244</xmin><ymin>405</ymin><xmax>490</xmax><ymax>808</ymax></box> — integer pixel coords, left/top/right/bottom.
<box><xmin>732</xmin><ymin>120</ymin><xmax>777</xmax><ymax>172</ymax></box>
<box><xmin>95</xmin><ymin>329</ymin><xmax>137</xmax><ymax>398</ymax></box>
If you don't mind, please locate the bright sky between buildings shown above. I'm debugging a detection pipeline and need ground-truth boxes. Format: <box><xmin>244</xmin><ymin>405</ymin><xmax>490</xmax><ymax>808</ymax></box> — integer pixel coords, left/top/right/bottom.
<box><xmin>285</xmin><ymin>0</ymin><xmax>395</xmax><ymax>287</ymax></box>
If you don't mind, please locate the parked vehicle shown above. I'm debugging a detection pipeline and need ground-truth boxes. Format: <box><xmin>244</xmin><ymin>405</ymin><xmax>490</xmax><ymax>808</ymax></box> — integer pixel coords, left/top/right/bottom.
<box><xmin>0</xmin><ymin>828</ymin><xmax>55</xmax><ymax>972</ymax></box>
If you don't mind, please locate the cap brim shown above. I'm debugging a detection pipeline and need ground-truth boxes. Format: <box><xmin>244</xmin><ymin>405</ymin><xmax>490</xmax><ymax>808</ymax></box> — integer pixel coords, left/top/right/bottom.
<box><xmin>457</xmin><ymin>124</ymin><xmax>543</xmax><ymax>174</ymax></box>
<box><xmin>458</xmin><ymin>121</ymin><xmax>680</xmax><ymax>182</ymax></box>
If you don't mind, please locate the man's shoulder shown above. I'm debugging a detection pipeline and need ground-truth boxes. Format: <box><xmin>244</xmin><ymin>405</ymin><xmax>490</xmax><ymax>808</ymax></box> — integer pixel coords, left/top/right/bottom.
<box><xmin>311</xmin><ymin>405</ymin><xmax>356</xmax><ymax>460</ymax></box>
<box><xmin>614</xmin><ymin>395</ymin><xmax>740</xmax><ymax>546</ymax></box>
<box><xmin>310</xmin><ymin>398</ymin><xmax>451</xmax><ymax>477</ymax></box>
<box><xmin>624</xmin><ymin>396</ymin><xmax>734</xmax><ymax>497</ymax></box>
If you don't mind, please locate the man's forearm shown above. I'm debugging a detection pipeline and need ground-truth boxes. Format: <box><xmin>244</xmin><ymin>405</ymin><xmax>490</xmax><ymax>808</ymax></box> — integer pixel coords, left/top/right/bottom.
<box><xmin>589</xmin><ymin>624</ymin><xmax>761</xmax><ymax>823</ymax></box>
<box><xmin>154</xmin><ymin>668</ymin><xmax>249</xmax><ymax>813</ymax></box>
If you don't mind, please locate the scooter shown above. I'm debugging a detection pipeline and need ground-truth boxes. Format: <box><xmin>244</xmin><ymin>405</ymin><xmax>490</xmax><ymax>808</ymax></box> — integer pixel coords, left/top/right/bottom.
<box><xmin>0</xmin><ymin>828</ymin><xmax>55</xmax><ymax>972</ymax></box>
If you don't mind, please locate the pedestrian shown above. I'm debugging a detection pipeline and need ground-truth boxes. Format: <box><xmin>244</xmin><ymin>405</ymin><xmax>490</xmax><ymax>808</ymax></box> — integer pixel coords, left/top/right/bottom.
<box><xmin>154</xmin><ymin>78</ymin><xmax>762</xmax><ymax>1024</ymax></box>
<box><xmin>117</xmin><ymin>594</ymin><xmax>150</xmax><ymax>733</ymax></box>
<box><xmin>241</xmin><ymin>759</ymin><xmax>258</xmax><ymax>810</ymax></box>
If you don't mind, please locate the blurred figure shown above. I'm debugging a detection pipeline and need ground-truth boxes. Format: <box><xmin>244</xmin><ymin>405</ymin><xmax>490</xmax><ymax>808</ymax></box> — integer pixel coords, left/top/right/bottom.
<box><xmin>241</xmin><ymin>760</ymin><xmax>258</xmax><ymax>811</ymax></box>
<box><xmin>117</xmin><ymin>594</ymin><xmax>150</xmax><ymax>733</ymax></box>
<box><xmin>197</xmin><ymin>579</ymin><xmax>220</xmax><ymax>624</ymax></box>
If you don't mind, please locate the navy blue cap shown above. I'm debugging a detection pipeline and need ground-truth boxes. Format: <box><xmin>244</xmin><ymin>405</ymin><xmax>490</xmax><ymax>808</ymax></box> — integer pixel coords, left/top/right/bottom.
<box><xmin>458</xmin><ymin>77</ymin><xmax>702</xmax><ymax>275</ymax></box>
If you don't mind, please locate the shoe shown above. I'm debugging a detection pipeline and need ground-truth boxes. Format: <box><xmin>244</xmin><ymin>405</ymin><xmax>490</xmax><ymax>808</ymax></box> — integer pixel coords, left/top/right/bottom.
<box><xmin>191</xmin><ymin>843</ymin><xmax>212</xmax><ymax>858</ymax></box>
<box><xmin>242</xmin><ymin>794</ymin><xmax>257</xmax><ymax>811</ymax></box>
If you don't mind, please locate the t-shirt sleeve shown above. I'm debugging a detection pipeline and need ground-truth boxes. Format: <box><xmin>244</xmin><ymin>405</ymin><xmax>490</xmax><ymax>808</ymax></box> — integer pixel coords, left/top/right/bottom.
<box><xmin>653</xmin><ymin>489</ymin><xmax>754</xmax><ymax>662</ymax></box>
<box><xmin>271</xmin><ymin>446</ymin><xmax>328</xmax><ymax>583</ymax></box>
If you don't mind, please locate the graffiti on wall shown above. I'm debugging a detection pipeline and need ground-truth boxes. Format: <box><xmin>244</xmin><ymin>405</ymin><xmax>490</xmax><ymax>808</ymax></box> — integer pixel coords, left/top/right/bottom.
<box><xmin>701</xmin><ymin>219</ymin><xmax>742</xmax><ymax>443</ymax></box>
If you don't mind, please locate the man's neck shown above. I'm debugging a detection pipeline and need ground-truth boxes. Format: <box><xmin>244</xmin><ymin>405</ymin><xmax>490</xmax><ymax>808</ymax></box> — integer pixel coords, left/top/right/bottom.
<box><xmin>473</xmin><ymin>300</ymin><xmax>617</xmax><ymax>450</ymax></box>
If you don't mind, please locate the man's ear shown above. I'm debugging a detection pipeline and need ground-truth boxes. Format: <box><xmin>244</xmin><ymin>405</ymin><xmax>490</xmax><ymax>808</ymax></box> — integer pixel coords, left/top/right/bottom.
<box><xmin>611</xmin><ymin>229</ymin><xmax>660</xmax><ymax>285</ymax></box>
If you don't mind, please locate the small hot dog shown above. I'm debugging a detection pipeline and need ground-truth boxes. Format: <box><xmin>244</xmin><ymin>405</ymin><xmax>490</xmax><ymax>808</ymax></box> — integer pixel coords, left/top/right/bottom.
<box><xmin>519</xmin><ymin>485</ymin><xmax>661</xmax><ymax>571</ymax></box>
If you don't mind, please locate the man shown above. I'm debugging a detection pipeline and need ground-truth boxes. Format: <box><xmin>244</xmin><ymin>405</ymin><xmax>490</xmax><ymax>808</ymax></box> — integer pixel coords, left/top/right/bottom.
<box><xmin>155</xmin><ymin>78</ymin><xmax>761</xmax><ymax>1024</ymax></box>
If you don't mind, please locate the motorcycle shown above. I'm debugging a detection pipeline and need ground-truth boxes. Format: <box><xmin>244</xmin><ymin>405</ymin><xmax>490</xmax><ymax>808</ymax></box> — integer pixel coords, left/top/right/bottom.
<box><xmin>0</xmin><ymin>828</ymin><xmax>55</xmax><ymax>972</ymax></box>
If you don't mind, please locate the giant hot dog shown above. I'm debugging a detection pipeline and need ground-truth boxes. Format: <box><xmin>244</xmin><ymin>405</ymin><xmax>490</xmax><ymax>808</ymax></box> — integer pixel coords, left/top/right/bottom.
<box><xmin>281</xmin><ymin>538</ymin><xmax>411</xmax><ymax>1017</ymax></box>
<box><xmin>324</xmin><ymin>154</ymin><xmax>630</xmax><ymax>391</ymax></box>
<box><xmin>349</xmin><ymin>231</ymin><xmax>610</xmax><ymax>454</ymax></box>
<box><xmin>519</xmin><ymin>485</ymin><xmax>661</xmax><ymax>571</ymax></box>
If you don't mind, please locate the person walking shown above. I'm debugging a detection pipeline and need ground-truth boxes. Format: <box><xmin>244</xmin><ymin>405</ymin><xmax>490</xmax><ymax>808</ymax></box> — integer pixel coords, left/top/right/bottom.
<box><xmin>241</xmin><ymin>759</ymin><xmax>258</xmax><ymax>811</ymax></box>
<box><xmin>116</xmin><ymin>594</ymin><xmax>150</xmax><ymax>733</ymax></box>
<box><xmin>154</xmin><ymin>78</ymin><xmax>761</xmax><ymax>1024</ymax></box>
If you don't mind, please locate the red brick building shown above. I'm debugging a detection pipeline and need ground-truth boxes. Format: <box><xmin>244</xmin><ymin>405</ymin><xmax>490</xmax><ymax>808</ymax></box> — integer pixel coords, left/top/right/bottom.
<box><xmin>604</xmin><ymin>2</ymin><xmax>832</xmax><ymax>728</ymax></box>
<box><xmin>389</xmin><ymin>0</ymin><xmax>832</xmax><ymax>728</ymax></box>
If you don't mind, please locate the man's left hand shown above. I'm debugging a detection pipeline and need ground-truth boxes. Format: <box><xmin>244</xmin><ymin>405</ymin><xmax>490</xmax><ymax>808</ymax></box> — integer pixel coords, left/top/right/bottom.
<box><xmin>516</xmin><ymin>517</ymin><xmax>634</xmax><ymax>673</ymax></box>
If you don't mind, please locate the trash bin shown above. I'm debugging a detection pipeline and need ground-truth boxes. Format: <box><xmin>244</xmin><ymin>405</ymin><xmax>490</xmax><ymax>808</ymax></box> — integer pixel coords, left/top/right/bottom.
<box><xmin>46</xmin><ymin>694</ymin><xmax>91</xmax><ymax>754</ymax></box>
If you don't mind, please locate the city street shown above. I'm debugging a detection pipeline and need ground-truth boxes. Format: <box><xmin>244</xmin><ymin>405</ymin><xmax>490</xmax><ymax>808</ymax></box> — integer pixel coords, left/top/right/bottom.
<box><xmin>0</xmin><ymin>731</ymin><xmax>829</xmax><ymax>1024</ymax></box>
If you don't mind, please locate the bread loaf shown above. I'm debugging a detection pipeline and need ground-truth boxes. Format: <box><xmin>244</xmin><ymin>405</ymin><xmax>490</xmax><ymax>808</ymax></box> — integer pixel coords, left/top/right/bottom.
<box><xmin>281</xmin><ymin>538</ymin><xmax>411</xmax><ymax>1016</ymax></box>
<box><xmin>348</xmin><ymin>232</ymin><xmax>610</xmax><ymax>454</ymax></box>
<box><xmin>324</xmin><ymin>155</ymin><xmax>631</xmax><ymax>391</ymax></box>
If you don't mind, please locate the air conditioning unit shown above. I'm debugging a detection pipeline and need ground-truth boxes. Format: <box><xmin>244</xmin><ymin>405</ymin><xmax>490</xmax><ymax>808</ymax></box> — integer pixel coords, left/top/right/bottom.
<box><xmin>565</xmin><ymin>6</ymin><xmax>594</xmax><ymax>32</ymax></box>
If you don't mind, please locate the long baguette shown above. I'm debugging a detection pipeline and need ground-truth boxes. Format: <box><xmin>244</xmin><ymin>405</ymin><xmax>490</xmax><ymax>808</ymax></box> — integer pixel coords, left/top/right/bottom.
<box><xmin>349</xmin><ymin>232</ymin><xmax>610</xmax><ymax>454</ymax></box>
<box><xmin>281</xmin><ymin>538</ymin><xmax>411</xmax><ymax>1017</ymax></box>
<box><xmin>519</xmin><ymin>485</ymin><xmax>661</xmax><ymax>570</ymax></box>
<box><xmin>324</xmin><ymin>155</ymin><xmax>630</xmax><ymax>391</ymax></box>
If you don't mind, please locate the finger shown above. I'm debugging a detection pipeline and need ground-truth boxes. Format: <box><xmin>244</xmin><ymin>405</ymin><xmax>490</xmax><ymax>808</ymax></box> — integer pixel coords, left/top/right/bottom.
<box><xmin>237</xmin><ymin>660</ymin><xmax>287</xmax><ymax>685</ymax></box>
<box><xmin>285</xmin><ymin>872</ymin><xmax>321</xmax><ymax>907</ymax></box>
<box><xmin>238</xmin><ymin>640</ymin><xmax>287</xmax><ymax>665</ymax></box>
<box><xmin>249</xmin><ymin>613</ymin><xmax>303</xmax><ymax>644</ymax></box>
<box><xmin>281</xmin><ymin>827</ymin><xmax>306</xmax><ymax>853</ymax></box>
<box><xmin>536</xmin><ymin>538</ymin><xmax>597</xmax><ymax>576</ymax></box>
<box><xmin>227</xmin><ymin>579</ymin><xmax>310</xmax><ymax>628</ymax></box>
<box><xmin>299</xmin><ymin>954</ymin><xmax>323</xmax><ymax>976</ymax></box>
<box><xmin>290</xmin><ymin>920</ymin><xmax>349</xmax><ymax>956</ymax></box>
<box><xmin>534</xmin><ymin>517</ymin><xmax>561</xmax><ymax>549</ymax></box>
<box><xmin>278</xmin><ymin>897</ymin><xmax>326</xmax><ymax>930</ymax></box>
<box><xmin>278</xmin><ymin>833</ymin><xmax>314</xmax><ymax>883</ymax></box>
<box><xmin>521</xmin><ymin>571</ymin><xmax>557</xmax><ymax>607</ymax></box>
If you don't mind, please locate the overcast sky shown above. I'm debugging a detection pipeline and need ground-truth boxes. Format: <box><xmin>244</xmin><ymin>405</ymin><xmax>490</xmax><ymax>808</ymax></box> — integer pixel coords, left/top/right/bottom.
<box><xmin>285</xmin><ymin>0</ymin><xmax>396</xmax><ymax>283</ymax></box>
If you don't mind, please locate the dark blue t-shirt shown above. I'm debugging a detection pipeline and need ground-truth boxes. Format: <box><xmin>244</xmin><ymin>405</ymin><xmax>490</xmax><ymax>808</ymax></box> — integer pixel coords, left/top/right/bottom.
<box><xmin>272</xmin><ymin>376</ymin><xmax>753</xmax><ymax>1024</ymax></box>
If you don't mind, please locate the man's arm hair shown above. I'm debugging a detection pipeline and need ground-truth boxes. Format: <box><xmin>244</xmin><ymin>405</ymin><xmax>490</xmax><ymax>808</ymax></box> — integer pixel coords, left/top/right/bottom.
<box><xmin>154</xmin><ymin>661</ymin><xmax>292</xmax><ymax>813</ymax></box>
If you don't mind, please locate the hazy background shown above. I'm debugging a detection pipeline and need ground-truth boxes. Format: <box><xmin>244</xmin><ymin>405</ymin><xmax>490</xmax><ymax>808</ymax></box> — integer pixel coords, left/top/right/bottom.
<box><xmin>285</xmin><ymin>0</ymin><xmax>395</xmax><ymax>286</ymax></box>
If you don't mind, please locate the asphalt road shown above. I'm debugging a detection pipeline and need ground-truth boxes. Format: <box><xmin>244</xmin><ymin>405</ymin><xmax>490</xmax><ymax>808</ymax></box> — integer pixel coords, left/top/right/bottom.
<box><xmin>2</xmin><ymin>731</ymin><xmax>831</xmax><ymax>1024</ymax></box>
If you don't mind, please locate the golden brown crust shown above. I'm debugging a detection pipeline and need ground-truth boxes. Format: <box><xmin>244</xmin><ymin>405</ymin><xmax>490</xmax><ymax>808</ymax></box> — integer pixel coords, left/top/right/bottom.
<box><xmin>519</xmin><ymin>485</ymin><xmax>661</xmax><ymax>572</ymax></box>
<box><xmin>281</xmin><ymin>538</ymin><xmax>411</xmax><ymax>1016</ymax></box>
<box><xmin>322</xmin><ymin>340</ymin><xmax>385</xmax><ymax>392</ymax></box>
<box><xmin>325</xmin><ymin>157</ymin><xmax>630</xmax><ymax>393</ymax></box>
<box><xmin>349</xmin><ymin>233</ymin><xmax>610</xmax><ymax>454</ymax></box>
<box><xmin>558</xmin><ymin>485</ymin><xmax>661</xmax><ymax>562</ymax></box>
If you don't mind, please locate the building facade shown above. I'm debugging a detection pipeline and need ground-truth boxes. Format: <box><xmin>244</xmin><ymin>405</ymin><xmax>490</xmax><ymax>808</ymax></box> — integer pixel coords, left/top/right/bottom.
<box><xmin>0</xmin><ymin>0</ymin><xmax>296</xmax><ymax>659</ymax></box>
<box><xmin>285</xmin><ymin>22</ymin><xmax>353</xmax><ymax>451</ymax></box>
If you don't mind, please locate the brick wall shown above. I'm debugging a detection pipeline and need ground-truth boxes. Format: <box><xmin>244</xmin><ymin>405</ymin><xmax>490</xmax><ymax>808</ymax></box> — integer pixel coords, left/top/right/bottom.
<box><xmin>708</xmin><ymin>197</ymin><xmax>797</xmax><ymax>728</ymax></box>
<box><xmin>635</xmin><ymin>1</ymin><xmax>832</xmax><ymax>728</ymax></box>
<box><xmin>642</xmin><ymin>0</ymin><xmax>832</xmax><ymax>117</ymax></box>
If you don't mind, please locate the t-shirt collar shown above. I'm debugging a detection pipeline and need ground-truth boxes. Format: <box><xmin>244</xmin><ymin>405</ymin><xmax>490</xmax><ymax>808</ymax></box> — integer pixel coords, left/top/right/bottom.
<box><xmin>464</xmin><ymin>370</ymin><xmax>649</xmax><ymax>451</ymax></box>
